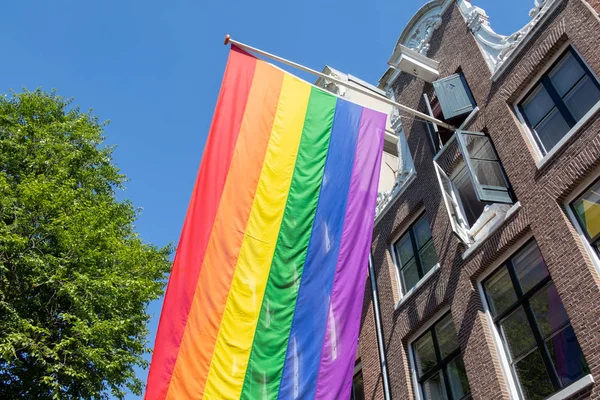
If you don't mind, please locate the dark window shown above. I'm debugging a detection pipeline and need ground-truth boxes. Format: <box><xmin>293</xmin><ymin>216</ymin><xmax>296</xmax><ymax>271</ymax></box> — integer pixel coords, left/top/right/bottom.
<box><xmin>393</xmin><ymin>215</ymin><xmax>438</xmax><ymax>293</ymax></box>
<box><xmin>483</xmin><ymin>241</ymin><xmax>589</xmax><ymax>400</ymax></box>
<box><xmin>571</xmin><ymin>177</ymin><xmax>600</xmax><ymax>255</ymax></box>
<box><xmin>412</xmin><ymin>313</ymin><xmax>471</xmax><ymax>400</ymax></box>
<box><xmin>351</xmin><ymin>363</ymin><xmax>365</xmax><ymax>400</ymax></box>
<box><xmin>518</xmin><ymin>47</ymin><xmax>600</xmax><ymax>156</ymax></box>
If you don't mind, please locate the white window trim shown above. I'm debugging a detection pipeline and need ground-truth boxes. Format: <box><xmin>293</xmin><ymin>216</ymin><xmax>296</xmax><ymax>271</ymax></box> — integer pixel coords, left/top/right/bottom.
<box><xmin>406</xmin><ymin>306</ymin><xmax>452</xmax><ymax>400</ymax></box>
<box><xmin>476</xmin><ymin>233</ymin><xmax>594</xmax><ymax>400</ymax></box>
<box><xmin>462</xmin><ymin>201</ymin><xmax>522</xmax><ymax>260</ymax></box>
<box><xmin>389</xmin><ymin>209</ymin><xmax>440</xmax><ymax>307</ymax></box>
<box><xmin>545</xmin><ymin>374</ymin><xmax>594</xmax><ymax>400</ymax></box>
<box><xmin>476</xmin><ymin>233</ymin><xmax>536</xmax><ymax>400</ymax></box>
<box><xmin>513</xmin><ymin>43</ymin><xmax>600</xmax><ymax>168</ymax></box>
<box><xmin>394</xmin><ymin>263</ymin><xmax>440</xmax><ymax>310</ymax></box>
<box><xmin>563</xmin><ymin>170</ymin><xmax>600</xmax><ymax>280</ymax></box>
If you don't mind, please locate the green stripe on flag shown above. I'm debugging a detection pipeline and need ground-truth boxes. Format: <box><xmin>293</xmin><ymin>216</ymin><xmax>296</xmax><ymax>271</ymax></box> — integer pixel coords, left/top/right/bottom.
<box><xmin>240</xmin><ymin>87</ymin><xmax>337</xmax><ymax>400</ymax></box>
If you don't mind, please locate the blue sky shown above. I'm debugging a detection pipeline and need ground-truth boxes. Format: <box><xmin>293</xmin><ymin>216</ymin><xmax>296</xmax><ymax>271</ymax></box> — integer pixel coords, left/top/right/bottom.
<box><xmin>1</xmin><ymin>0</ymin><xmax>531</xmax><ymax>398</ymax></box>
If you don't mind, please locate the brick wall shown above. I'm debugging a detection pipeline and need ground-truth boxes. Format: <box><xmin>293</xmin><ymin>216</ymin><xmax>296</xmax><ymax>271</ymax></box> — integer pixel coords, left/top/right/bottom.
<box><xmin>361</xmin><ymin>0</ymin><xmax>600</xmax><ymax>399</ymax></box>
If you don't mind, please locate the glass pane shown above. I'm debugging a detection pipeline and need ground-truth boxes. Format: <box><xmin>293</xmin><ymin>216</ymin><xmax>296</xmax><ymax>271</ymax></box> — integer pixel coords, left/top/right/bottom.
<box><xmin>522</xmin><ymin>85</ymin><xmax>555</xmax><ymax>127</ymax></box>
<box><xmin>564</xmin><ymin>75</ymin><xmax>600</xmax><ymax>121</ymax></box>
<box><xmin>529</xmin><ymin>283</ymin><xmax>569</xmax><ymax>338</ymax></box>
<box><xmin>414</xmin><ymin>217</ymin><xmax>433</xmax><ymax>248</ymax></box>
<box><xmin>447</xmin><ymin>357</ymin><xmax>471</xmax><ymax>400</ymax></box>
<box><xmin>401</xmin><ymin>259</ymin><xmax>420</xmax><ymax>293</ymax></box>
<box><xmin>512</xmin><ymin>242</ymin><xmax>549</xmax><ymax>294</ymax></box>
<box><xmin>436</xmin><ymin>314</ymin><xmax>459</xmax><ymax>358</ymax></box>
<box><xmin>546</xmin><ymin>325</ymin><xmax>589</xmax><ymax>387</ymax></box>
<box><xmin>470</xmin><ymin>159</ymin><xmax>506</xmax><ymax>187</ymax></box>
<box><xmin>484</xmin><ymin>267</ymin><xmax>517</xmax><ymax>317</ymax></box>
<box><xmin>452</xmin><ymin>165</ymin><xmax>486</xmax><ymax>227</ymax></box>
<box><xmin>464</xmin><ymin>134</ymin><xmax>497</xmax><ymax>161</ymax></box>
<box><xmin>500</xmin><ymin>307</ymin><xmax>537</xmax><ymax>360</ymax></box>
<box><xmin>351</xmin><ymin>371</ymin><xmax>365</xmax><ymax>400</ymax></box>
<box><xmin>395</xmin><ymin>234</ymin><xmax>414</xmax><ymax>266</ymax></box>
<box><xmin>549</xmin><ymin>52</ymin><xmax>586</xmax><ymax>97</ymax></box>
<box><xmin>573</xmin><ymin>179</ymin><xmax>600</xmax><ymax>240</ymax></box>
<box><xmin>514</xmin><ymin>349</ymin><xmax>555</xmax><ymax>400</ymax></box>
<box><xmin>534</xmin><ymin>108</ymin><xmax>571</xmax><ymax>153</ymax></box>
<box><xmin>419</xmin><ymin>240</ymin><xmax>438</xmax><ymax>275</ymax></box>
<box><xmin>414</xmin><ymin>331</ymin><xmax>438</xmax><ymax>378</ymax></box>
<box><xmin>422</xmin><ymin>372</ymin><xmax>448</xmax><ymax>400</ymax></box>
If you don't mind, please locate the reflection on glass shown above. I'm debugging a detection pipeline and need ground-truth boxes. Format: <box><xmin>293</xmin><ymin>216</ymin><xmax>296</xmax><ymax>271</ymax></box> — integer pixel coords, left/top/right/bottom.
<box><xmin>546</xmin><ymin>325</ymin><xmax>589</xmax><ymax>387</ymax></box>
<box><xmin>396</xmin><ymin>235</ymin><xmax>414</xmax><ymax>265</ymax></box>
<box><xmin>512</xmin><ymin>242</ymin><xmax>549</xmax><ymax>294</ymax></box>
<box><xmin>500</xmin><ymin>307</ymin><xmax>537</xmax><ymax>360</ymax></box>
<box><xmin>436</xmin><ymin>314</ymin><xmax>459</xmax><ymax>358</ymax></box>
<box><xmin>534</xmin><ymin>108</ymin><xmax>570</xmax><ymax>152</ymax></box>
<box><xmin>422</xmin><ymin>372</ymin><xmax>447</xmax><ymax>400</ymax></box>
<box><xmin>549</xmin><ymin>53</ymin><xmax>585</xmax><ymax>97</ymax></box>
<box><xmin>419</xmin><ymin>241</ymin><xmax>438</xmax><ymax>275</ymax></box>
<box><xmin>484</xmin><ymin>267</ymin><xmax>517</xmax><ymax>317</ymax></box>
<box><xmin>563</xmin><ymin>76</ymin><xmax>600</xmax><ymax>121</ymax></box>
<box><xmin>573</xmin><ymin>179</ymin><xmax>600</xmax><ymax>241</ymax></box>
<box><xmin>447</xmin><ymin>357</ymin><xmax>471</xmax><ymax>400</ymax></box>
<box><xmin>414</xmin><ymin>332</ymin><xmax>437</xmax><ymax>378</ymax></box>
<box><xmin>529</xmin><ymin>283</ymin><xmax>569</xmax><ymax>338</ymax></box>
<box><xmin>514</xmin><ymin>349</ymin><xmax>554</xmax><ymax>400</ymax></box>
<box><xmin>402</xmin><ymin>259</ymin><xmax>420</xmax><ymax>293</ymax></box>
<box><xmin>522</xmin><ymin>85</ymin><xmax>554</xmax><ymax>127</ymax></box>
<box><xmin>414</xmin><ymin>217</ymin><xmax>433</xmax><ymax>248</ymax></box>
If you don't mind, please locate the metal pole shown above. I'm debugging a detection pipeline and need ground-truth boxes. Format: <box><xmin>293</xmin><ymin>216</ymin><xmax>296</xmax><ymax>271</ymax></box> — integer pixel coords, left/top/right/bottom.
<box><xmin>369</xmin><ymin>254</ymin><xmax>392</xmax><ymax>400</ymax></box>
<box><xmin>224</xmin><ymin>35</ymin><xmax>455</xmax><ymax>131</ymax></box>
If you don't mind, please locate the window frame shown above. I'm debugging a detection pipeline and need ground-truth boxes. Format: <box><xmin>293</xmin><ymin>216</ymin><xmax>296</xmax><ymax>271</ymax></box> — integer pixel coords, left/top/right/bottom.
<box><xmin>391</xmin><ymin>214</ymin><xmax>438</xmax><ymax>295</ymax></box>
<box><xmin>410</xmin><ymin>312</ymin><xmax>472</xmax><ymax>400</ymax></box>
<box><xmin>564</xmin><ymin>172</ymin><xmax>600</xmax><ymax>280</ymax></box>
<box><xmin>517</xmin><ymin>46</ymin><xmax>600</xmax><ymax>158</ymax></box>
<box><xmin>481</xmin><ymin>240</ymin><xmax>589</xmax><ymax>398</ymax></box>
<box><xmin>433</xmin><ymin>131</ymin><xmax>514</xmax><ymax>245</ymax></box>
<box><xmin>569</xmin><ymin>175</ymin><xmax>600</xmax><ymax>252</ymax></box>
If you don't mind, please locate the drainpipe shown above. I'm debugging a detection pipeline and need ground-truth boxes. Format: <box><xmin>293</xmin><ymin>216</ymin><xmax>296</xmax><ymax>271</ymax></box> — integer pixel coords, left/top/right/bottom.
<box><xmin>368</xmin><ymin>254</ymin><xmax>392</xmax><ymax>400</ymax></box>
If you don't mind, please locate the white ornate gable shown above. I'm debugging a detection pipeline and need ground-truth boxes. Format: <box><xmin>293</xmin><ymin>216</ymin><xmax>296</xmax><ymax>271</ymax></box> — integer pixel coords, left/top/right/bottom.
<box><xmin>458</xmin><ymin>0</ymin><xmax>563</xmax><ymax>79</ymax></box>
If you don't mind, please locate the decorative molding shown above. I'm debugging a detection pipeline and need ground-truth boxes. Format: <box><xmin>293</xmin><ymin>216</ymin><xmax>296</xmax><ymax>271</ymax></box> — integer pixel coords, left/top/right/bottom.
<box><xmin>458</xmin><ymin>0</ymin><xmax>564</xmax><ymax>78</ymax></box>
<box><xmin>380</xmin><ymin>0</ymin><xmax>565</xmax><ymax>88</ymax></box>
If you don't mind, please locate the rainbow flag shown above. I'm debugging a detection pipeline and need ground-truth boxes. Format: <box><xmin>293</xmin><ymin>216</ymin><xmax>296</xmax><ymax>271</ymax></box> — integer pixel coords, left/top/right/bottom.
<box><xmin>145</xmin><ymin>46</ymin><xmax>386</xmax><ymax>400</ymax></box>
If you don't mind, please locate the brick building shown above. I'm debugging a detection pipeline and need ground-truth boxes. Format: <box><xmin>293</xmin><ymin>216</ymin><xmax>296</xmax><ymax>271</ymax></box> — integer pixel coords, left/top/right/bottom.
<box><xmin>342</xmin><ymin>0</ymin><xmax>600</xmax><ymax>399</ymax></box>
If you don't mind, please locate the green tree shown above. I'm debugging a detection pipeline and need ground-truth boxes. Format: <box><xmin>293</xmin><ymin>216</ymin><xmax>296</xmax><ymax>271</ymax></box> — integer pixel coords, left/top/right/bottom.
<box><xmin>0</xmin><ymin>89</ymin><xmax>172</xmax><ymax>399</ymax></box>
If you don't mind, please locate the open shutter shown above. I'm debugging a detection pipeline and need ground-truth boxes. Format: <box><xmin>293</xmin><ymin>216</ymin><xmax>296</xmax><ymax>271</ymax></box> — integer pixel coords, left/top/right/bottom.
<box><xmin>455</xmin><ymin>131</ymin><xmax>513</xmax><ymax>204</ymax></box>
<box><xmin>434</xmin><ymin>162</ymin><xmax>473</xmax><ymax>244</ymax></box>
<box><xmin>433</xmin><ymin>73</ymin><xmax>476</xmax><ymax>120</ymax></box>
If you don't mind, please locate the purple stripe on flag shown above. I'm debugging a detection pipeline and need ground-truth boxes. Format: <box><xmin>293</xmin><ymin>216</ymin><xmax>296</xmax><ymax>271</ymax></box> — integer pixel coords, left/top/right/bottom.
<box><xmin>314</xmin><ymin>108</ymin><xmax>386</xmax><ymax>400</ymax></box>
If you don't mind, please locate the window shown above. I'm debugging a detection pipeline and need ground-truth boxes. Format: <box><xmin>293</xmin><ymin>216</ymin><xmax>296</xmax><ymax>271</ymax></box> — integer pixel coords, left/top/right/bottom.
<box><xmin>412</xmin><ymin>313</ymin><xmax>471</xmax><ymax>400</ymax></box>
<box><xmin>393</xmin><ymin>215</ymin><xmax>438</xmax><ymax>294</ymax></box>
<box><xmin>518</xmin><ymin>47</ymin><xmax>600</xmax><ymax>156</ymax></box>
<box><xmin>434</xmin><ymin>131</ymin><xmax>514</xmax><ymax>245</ymax></box>
<box><xmin>351</xmin><ymin>361</ymin><xmax>365</xmax><ymax>400</ymax></box>
<box><xmin>426</xmin><ymin>72</ymin><xmax>478</xmax><ymax>154</ymax></box>
<box><xmin>571</xmin><ymin>177</ymin><xmax>600</xmax><ymax>255</ymax></box>
<box><xmin>482</xmin><ymin>241</ymin><xmax>589</xmax><ymax>400</ymax></box>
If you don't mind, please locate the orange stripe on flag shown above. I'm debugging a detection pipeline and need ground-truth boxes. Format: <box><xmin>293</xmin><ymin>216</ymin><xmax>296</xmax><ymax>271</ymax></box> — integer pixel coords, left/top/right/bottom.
<box><xmin>165</xmin><ymin>59</ymin><xmax>284</xmax><ymax>400</ymax></box>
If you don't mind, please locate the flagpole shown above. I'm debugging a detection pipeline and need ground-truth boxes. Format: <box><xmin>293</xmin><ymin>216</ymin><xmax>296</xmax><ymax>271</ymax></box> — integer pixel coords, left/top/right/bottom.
<box><xmin>224</xmin><ymin>35</ymin><xmax>456</xmax><ymax>131</ymax></box>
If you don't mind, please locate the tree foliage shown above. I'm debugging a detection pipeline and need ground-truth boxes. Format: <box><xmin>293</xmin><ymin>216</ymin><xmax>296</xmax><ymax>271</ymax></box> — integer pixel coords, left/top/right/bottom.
<box><xmin>0</xmin><ymin>89</ymin><xmax>172</xmax><ymax>399</ymax></box>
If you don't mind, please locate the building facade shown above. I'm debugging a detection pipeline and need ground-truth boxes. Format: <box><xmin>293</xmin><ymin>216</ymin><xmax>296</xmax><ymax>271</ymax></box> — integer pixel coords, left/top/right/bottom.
<box><xmin>349</xmin><ymin>0</ymin><xmax>600</xmax><ymax>399</ymax></box>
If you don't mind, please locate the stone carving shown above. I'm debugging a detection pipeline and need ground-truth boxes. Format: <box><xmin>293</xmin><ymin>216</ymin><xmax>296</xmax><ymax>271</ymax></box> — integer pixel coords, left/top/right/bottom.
<box><xmin>405</xmin><ymin>15</ymin><xmax>443</xmax><ymax>55</ymax></box>
<box><xmin>321</xmin><ymin>71</ymin><xmax>347</xmax><ymax>97</ymax></box>
<box><xmin>375</xmin><ymin>89</ymin><xmax>416</xmax><ymax>219</ymax></box>
<box><xmin>458</xmin><ymin>0</ymin><xmax>560</xmax><ymax>74</ymax></box>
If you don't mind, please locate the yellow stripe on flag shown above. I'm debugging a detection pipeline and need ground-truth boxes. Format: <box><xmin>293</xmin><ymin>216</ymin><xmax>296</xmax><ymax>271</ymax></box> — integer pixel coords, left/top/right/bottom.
<box><xmin>203</xmin><ymin>72</ymin><xmax>311</xmax><ymax>400</ymax></box>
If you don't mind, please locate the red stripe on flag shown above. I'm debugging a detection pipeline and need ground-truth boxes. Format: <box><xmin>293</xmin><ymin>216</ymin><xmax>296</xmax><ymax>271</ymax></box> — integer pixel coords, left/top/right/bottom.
<box><xmin>144</xmin><ymin>46</ymin><xmax>257</xmax><ymax>400</ymax></box>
